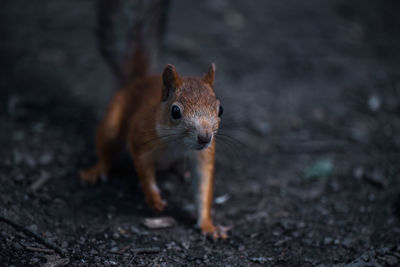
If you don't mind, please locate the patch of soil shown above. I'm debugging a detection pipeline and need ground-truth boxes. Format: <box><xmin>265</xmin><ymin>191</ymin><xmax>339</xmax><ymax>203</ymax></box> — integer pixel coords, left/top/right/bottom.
<box><xmin>1</xmin><ymin>0</ymin><xmax>400</xmax><ymax>265</ymax></box>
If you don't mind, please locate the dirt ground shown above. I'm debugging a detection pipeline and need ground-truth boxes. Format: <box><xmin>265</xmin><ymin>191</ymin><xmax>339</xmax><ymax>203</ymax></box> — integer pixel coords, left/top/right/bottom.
<box><xmin>1</xmin><ymin>0</ymin><xmax>400</xmax><ymax>266</ymax></box>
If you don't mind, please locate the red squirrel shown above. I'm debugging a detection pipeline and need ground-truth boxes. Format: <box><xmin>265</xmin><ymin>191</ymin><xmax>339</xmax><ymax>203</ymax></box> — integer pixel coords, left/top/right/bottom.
<box><xmin>81</xmin><ymin>0</ymin><xmax>226</xmax><ymax>239</ymax></box>
<box><xmin>80</xmin><ymin>62</ymin><xmax>227</xmax><ymax>238</ymax></box>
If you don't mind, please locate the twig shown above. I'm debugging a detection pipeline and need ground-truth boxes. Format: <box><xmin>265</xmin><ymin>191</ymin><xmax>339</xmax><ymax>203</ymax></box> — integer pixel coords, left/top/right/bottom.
<box><xmin>0</xmin><ymin>215</ymin><xmax>65</xmax><ymax>255</ymax></box>
<box><xmin>29</xmin><ymin>173</ymin><xmax>51</xmax><ymax>193</ymax></box>
<box><xmin>131</xmin><ymin>247</ymin><xmax>160</xmax><ymax>254</ymax></box>
<box><xmin>110</xmin><ymin>245</ymin><xmax>131</xmax><ymax>255</ymax></box>
<box><xmin>25</xmin><ymin>246</ymin><xmax>54</xmax><ymax>254</ymax></box>
<box><xmin>126</xmin><ymin>254</ymin><xmax>137</xmax><ymax>267</ymax></box>
<box><xmin>124</xmin><ymin>247</ymin><xmax>160</xmax><ymax>267</ymax></box>
<box><xmin>119</xmin><ymin>245</ymin><xmax>131</xmax><ymax>254</ymax></box>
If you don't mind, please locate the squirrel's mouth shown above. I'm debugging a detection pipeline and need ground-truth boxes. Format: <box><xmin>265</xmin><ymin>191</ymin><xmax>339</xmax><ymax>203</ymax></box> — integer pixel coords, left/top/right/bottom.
<box><xmin>182</xmin><ymin>135</ymin><xmax>212</xmax><ymax>150</ymax></box>
<box><xmin>194</xmin><ymin>144</ymin><xmax>208</xmax><ymax>150</ymax></box>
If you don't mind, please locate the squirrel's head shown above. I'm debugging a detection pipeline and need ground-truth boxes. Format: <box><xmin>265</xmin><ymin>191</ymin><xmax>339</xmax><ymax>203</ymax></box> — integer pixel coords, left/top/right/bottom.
<box><xmin>158</xmin><ymin>64</ymin><xmax>223</xmax><ymax>150</ymax></box>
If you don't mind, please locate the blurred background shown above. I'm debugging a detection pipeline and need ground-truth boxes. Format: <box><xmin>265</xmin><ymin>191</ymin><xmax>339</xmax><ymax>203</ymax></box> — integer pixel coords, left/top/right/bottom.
<box><xmin>1</xmin><ymin>0</ymin><xmax>400</xmax><ymax>265</ymax></box>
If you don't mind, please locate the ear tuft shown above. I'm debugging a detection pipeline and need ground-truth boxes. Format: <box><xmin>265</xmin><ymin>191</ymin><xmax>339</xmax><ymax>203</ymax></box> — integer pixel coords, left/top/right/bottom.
<box><xmin>203</xmin><ymin>63</ymin><xmax>216</xmax><ymax>87</ymax></box>
<box><xmin>162</xmin><ymin>64</ymin><xmax>182</xmax><ymax>101</ymax></box>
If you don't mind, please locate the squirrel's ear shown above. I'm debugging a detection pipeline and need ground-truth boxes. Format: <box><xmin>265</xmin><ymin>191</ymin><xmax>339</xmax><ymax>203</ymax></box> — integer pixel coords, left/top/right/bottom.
<box><xmin>203</xmin><ymin>63</ymin><xmax>216</xmax><ymax>87</ymax></box>
<box><xmin>162</xmin><ymin>64</ymin><xmax>182</xmax><ymax>101</ymax></box>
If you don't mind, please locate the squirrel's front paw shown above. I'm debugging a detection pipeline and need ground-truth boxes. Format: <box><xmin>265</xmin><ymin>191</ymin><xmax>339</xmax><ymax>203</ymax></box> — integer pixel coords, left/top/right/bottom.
<box><xmin>80</xmin><ymin>168</ymin><xmax>100</xmax><ymax>184</ymax></box>
<box><xmin>146</xmin><ymin>195</ymin><xmax>167</xmax><ymax>212</ymax></box>
<box><xmin>79</xmin><ymin>162</ymin><xmax>107</xmax><ymax>184</ymax></box>
<box><xmin>200</xmin><ymin>221</ymin><xmax>229</xmax><ymax>240</ymax></box>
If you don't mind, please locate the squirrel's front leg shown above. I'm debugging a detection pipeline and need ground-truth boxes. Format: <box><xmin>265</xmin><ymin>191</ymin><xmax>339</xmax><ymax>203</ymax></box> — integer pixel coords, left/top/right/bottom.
<box><xmin>131</xmin><ymin>152</ymin><xmax>167</xmax><ymax>212</ymax></box>
<box><xmin>192</xmin><ymin>141</ymin><xmax>228</xmax><ymax>239</ymax></box>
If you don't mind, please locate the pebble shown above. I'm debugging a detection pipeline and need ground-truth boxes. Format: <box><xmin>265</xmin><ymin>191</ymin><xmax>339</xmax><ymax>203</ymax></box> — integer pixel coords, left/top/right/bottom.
<box><xmin>323</xmin><ymin>237</ymin><xmax>333</xmax><ymax>245</ymax></box>
<box><xmin>13</xmin><ymin>242</ymin><xmax>23</xmax><ymax>250</ymax></box>
<box><xmin>61</xmin><ymin>241</ymin><xmax>69</xmax><ymax>248</ymax></box>
<box><xmin>28</xmin><ymin>224</ymin><xmax>38</xmax><ymax>233</ymax></box>
<box><xmin>353</xmin><ymin>166</ymin><xmax>364</xmax><ymax>180</ymax></box>
<box><xmin>181</xmin><ymin>241</ymin><xmax>190</xmax><ymax>250</ymax></box>
<box><xmin>250</xmin><ymin>257</ymin><xmax>274</xmax><ymax>264</ymax></box>
<box><xmin>30</xmin><ymin>258</ymin><xmax>40</xmax><ymax>265</ymax></box>
<box><xmin>39</xmin><ymin>153</ymin><xmax>53</xmax><ymax>165</ymax></box>
<box><xmin>142</xmin><ymin>217</ymin><xmax>176</xmax><ymax>229</ymax></box>
<box><xmin>341</xmin><ymin>237</ymin><xmax>354</xmax><ymax>248</ymax></box>
<box><xmin>363</xmin><ymin>169</ymin><xmax>388</xmax><ymax>188</ymax></box>
<box><xmin>214</xmin><ymin>194</ymin><xmax>230</xmax><ymax>204</ymax></box>
<box><xmin>368</xmin><ymin>94</ymin><xmax>381</xmax><ymax>112</ymax></box>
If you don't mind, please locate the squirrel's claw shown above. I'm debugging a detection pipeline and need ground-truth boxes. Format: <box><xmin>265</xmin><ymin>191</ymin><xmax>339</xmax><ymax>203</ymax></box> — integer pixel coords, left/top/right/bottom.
<box><xmin>201</xmin><ymin>223</ymin><xmax>229</xmax><ymax>240</ymax></box>
<box><xmin>146</xmin><ymin>196</ymin><xmax>167</xmax><ymax>212</ymax></box>
<box><xmin>79</xmin><ymin>169</ymin><xmax>100</xmax><ymax>184</ymax></box>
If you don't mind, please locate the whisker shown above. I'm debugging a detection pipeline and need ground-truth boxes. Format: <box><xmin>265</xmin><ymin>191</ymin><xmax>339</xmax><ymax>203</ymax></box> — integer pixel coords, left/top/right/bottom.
<box><xmin>216</xmin><ymin>138</ymin><xmax>241</xmax><ymax>159</ymax></box>
<box><xmin>217</xmin><ymin>133</ymin><xmax>245</xmax><ymax>148</ymax></box>
<box><xmin>137</xmin><ymin>132</ymin><xmax>185</xmax><ymax>148</ymax></box>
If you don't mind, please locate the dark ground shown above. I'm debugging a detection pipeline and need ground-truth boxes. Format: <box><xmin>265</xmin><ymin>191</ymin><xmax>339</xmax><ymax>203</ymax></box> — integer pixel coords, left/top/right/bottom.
<box><xmin>1</xmin><ymin>0</ymin><xmax>400</xmax><ymax>266</ymax></box>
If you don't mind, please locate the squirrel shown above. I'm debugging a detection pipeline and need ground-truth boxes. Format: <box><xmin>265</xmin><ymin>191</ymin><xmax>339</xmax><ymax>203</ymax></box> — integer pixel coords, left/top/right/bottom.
<box><xmin>80</xmin><ymin>0</ymin><xmax>227</xmax><ymax>239</ymax></box>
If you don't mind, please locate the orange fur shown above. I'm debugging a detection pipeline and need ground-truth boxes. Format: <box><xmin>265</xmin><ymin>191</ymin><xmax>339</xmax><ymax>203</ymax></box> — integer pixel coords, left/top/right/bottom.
<box><xmin>80</xmin><ymin>64</ymin><xmax>226</xmax><ymax>238</ymax></box>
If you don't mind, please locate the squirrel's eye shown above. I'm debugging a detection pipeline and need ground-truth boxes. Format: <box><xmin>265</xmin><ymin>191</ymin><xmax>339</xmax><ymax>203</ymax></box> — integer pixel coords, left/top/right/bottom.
<box><xmin>218</xmin><ymin>105</ymin><xmax>223</xmax><ymax>117</ymax></box>
<box><xmin>171</xmin><ymin>105</ymin><xmax>182</xmax><ymax>120</ymax></box>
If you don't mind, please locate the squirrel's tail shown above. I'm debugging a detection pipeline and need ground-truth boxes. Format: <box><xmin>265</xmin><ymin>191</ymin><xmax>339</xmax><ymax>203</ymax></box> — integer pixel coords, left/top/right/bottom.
<box><xmin>97</xmin><ymin>0</ymin><xmax>170</xmax><ymax>86</ymax></box>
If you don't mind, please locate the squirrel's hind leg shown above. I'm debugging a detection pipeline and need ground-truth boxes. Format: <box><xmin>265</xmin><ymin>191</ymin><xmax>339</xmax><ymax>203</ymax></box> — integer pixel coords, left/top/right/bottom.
<box><xmin>80</xmin><ymin>128</ymin><xmax>123</xmax><ymax>184</ymax></box>
<box><xmin>80</xmin><ymin>93</ymin><xmax>126</xmax><ymax>184</ymax></box>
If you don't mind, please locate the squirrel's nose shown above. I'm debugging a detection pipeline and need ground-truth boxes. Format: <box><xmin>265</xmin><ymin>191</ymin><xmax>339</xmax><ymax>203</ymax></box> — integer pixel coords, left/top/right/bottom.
<box><xmin>197</xmin><ymin>133</ymin><xmax>211</xmax><ymax>145</ymax></box>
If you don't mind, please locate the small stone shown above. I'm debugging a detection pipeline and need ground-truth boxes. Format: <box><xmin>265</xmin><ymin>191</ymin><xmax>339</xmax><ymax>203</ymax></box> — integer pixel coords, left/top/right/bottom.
<box><xmin>214</xmin><ymin>194</ymin><xmax>230</xmax><ymax>205</ymax></box>
<box><xmin>13</xmin><ymin>150</ymin><xmax>23</xmax><ymax>165</ymax></box>
<box><xmin>25</xmin><ymin>154</ymin><xmax>36</xmax><ymax>168</ymax></box>
<box><xmin>13</xmin><ymin>242</ymin><xmax>23</xmax><ymax>250</ymax></box>
<box><xmin>130</xmin><ymin>226</ymin><xmax>148</xmax><ymax>236</ymax></box>
<box><xmin>323</xmin><ymin>237</ymin><xmax>333</xmax><ymax>245</ymax></box>
<box><xmin>363</xmin><ymin>169</ymin><xmax>388</xmax><ymax>188</ymax></box>
<box><xmin>112</xmin><ymin>232</ymin><xmax>120</xmax><ymax>239</ymax></box>
<box><xmin>28</xmin><ymin>224</ymin><xmax>38</xmax><ymax>233</ymax></box>
<box><xmin>39</xmin><ymin>153</ymin><xmax>53</xmax><ymax>165</ymax></box>
<box><xmin>361</xmin><ymin>252</ymin><xmax>369</xmax><ymax>261</ymax></box>
<box><xmin>107</xmin><ymin>260</ymin><xmax>118</xmax><ymax>266</ymax></box>
<box><xmin>341</xmin><ymin>237</ymin><xmax>354</xmax><ymax>248</ymax></box>
<box><xmin>181</xmin><ymin>241</ymin><xmax>190</xmax><ymax>250</ymax></box>
<box><xmin>142</xmin><ymin>217</ymin><xmax>176</xmax><ymax>229</ymax></box>
<box><xmin>251</xmin><ymin>233</ymin><xmax>260</xmax><ymax>239</ymax></box>
<box><xmin>166</xmin><ymin>241</ymin><xmax>178</xmax><ymax>250</ymax></box>
<box><xmin>117</xmin><ymin>227</ymin><xmax>126</xmax><ymax>235</ymax></box>
<box><xmin>78</xmin><ymin>236</ymin><xmax>86</xmax><ymax>245</ymax></box>
<box><xmin>30</xmin><ymin>258</ymin><xmax>40</xmax><ymax>265</ymax></box>
<box><xmin>250</xmin><ymin>257</ymin><xmax>274</xmax><ymax>264</ymax></box>
<box><xmin>13</xmin><ymin>173</ymin><xmax>24</xmax><ymax>182</ymax></box>
<box><xmin>368</xmin><ymin>94</ymin><xmax>381</xmax><ymax>112</ymax></box>
<box><xmin>353</xmin><ymin>166</ymin><xmax>364</xmax><ymax>180</ymax></box>
<box><xmin>274</xmin><ymin>238</ymin><xmax>289</xmax><ymax>247</ymax></box>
